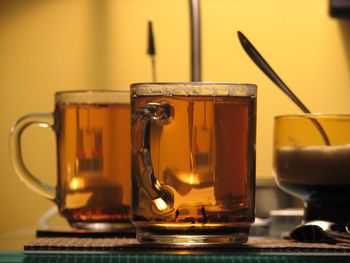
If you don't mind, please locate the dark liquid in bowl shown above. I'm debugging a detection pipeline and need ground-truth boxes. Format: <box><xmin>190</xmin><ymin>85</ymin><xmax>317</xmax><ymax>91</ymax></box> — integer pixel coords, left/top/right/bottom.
<box><xmin>275</xmin><ymin>145</ymin><xmax>350</xmax><ymax>223</ymax></box>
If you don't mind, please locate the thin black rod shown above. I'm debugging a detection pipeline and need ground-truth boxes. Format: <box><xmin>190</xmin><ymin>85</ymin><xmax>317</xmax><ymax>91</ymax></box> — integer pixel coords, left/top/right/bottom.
<box><xmin>148</xmin><ymin>20</ymin><xmax>157</xmax><ymax>82</ymax></box>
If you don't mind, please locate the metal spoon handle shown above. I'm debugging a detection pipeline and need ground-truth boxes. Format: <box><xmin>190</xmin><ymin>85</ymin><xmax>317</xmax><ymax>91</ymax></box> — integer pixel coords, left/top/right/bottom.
<box><xmin>325</xmin><ymin>230</ymin><xmax>350</xmax><ymax>245</ymax></box>
<box><xmin>237</xmin><ymin>31</ymin><xmax>330</xmax><ymax>145</ymax></box>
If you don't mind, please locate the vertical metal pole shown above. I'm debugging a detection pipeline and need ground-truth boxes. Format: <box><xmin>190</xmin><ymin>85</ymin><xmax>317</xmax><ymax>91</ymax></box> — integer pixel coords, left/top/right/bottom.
<box><xmin>189</xmin><ymin>0</ymin><xmax>201</xmax><ymax>82</ymax></box>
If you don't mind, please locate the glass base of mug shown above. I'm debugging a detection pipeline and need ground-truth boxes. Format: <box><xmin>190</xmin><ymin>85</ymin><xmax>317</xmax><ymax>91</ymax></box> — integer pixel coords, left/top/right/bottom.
<box><xmin>70</xmin><ymin>221</ymin><xmax>134</xmax><ymax>232</ymax></box>
<box><xmin>136</xmin><ymin>226</ymin><xmax>250</xmax><ymax>246</ymax></box>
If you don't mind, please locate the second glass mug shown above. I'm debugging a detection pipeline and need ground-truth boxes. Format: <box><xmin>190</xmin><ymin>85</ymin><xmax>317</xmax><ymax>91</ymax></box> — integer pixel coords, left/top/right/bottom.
<box><xmin>10</xmin><ymin>90</ymin><xmax>132</xmax><ymax>230</ymax></box>
<box><xmin>131</xmin><ymin>82</ymin><xmax>257</xmax><ymax>245</ymax></box>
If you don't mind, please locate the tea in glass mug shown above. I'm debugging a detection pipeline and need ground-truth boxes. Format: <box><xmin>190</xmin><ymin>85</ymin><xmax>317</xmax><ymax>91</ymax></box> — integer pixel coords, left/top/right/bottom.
<box><xmin>10</xmin><ymin>90</ymin><xmax>132</xmax><ymax>230</ymax></box>
<box><xmin>131</xmin><ymin>82</ymin><xmax>257</xmax><ymax>245</ymax></box>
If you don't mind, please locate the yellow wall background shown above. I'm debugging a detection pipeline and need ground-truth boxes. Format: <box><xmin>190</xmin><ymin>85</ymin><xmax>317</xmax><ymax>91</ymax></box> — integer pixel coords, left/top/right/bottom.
<box><xmin>1</xmin><ymin>0</ymin><xmax>350</xmax><ymax>233</ymax></box>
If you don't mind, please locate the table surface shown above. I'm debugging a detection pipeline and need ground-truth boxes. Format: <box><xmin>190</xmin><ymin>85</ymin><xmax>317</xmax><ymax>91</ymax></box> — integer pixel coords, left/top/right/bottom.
<box><xmin>1</xmin><ymin>227</ymin><xmax>350</xmax><ymax>263</ymax></box>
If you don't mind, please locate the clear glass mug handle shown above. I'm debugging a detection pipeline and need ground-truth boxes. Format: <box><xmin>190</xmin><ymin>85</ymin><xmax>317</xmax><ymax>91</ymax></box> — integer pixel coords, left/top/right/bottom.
<box><xmin>9</xmin><ymin>113</ymin><xmax>56</xmax><ymax>201</ymax></box>
<box><xmin>132</xmin><ymin>102</ymin><xmax>175</xmax><ymax>213</ymax></box>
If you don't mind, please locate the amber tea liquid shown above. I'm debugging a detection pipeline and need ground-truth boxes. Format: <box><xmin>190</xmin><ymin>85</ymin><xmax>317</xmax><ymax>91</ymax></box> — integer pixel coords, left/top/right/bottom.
<box><xmin>56</xmin><ymin>102</ymin><xmax>131</xmax><ymax>225</ymax></box>
<box><xmin>132</xmin><ymin>94</ymin><xmax>256</xmax><ymax>243</ymax></box>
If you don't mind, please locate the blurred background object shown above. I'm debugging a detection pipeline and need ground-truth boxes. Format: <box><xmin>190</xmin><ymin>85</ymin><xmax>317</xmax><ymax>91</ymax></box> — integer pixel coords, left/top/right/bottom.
<box><xmin>1</xmin><ymin>0</ymin><xmax>350</xmax><ymax>233</ymax></box>
<box><xmin>147</xmin><ymin>19</ymin><xmax>157</xmax><ymax>82</ymax></box>
<box><xmin>330</xmin><ymin>0</ymin><xmax>350</xmax><ymax>18</ymax></box>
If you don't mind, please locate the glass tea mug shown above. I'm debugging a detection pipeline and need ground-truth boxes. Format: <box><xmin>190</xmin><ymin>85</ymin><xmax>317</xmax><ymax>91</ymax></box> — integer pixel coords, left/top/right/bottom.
<box><xmin>131</xmin><ymin>82</ymin><xmax>257</xmax><ymax>246</ymax></box>
<box><xmin>10</xmin><ymin>90</ymin><xmax>132</xmax><ymax>231</ymax></box>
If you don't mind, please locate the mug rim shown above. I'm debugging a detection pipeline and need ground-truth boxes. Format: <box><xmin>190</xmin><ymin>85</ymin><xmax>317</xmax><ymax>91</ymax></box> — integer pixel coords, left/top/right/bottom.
<box><xmin>131</xmin><ymin>82</ymin><xmax>257</xmax><ymax>88</ymax></box>
<box><xmin>55</xmin><ymin>89</ymin><xmax>129</xmax><ymax>96</ymax></box>
<box><xmin>55</xmin><ymin>89</ymin><xmax>130</xmax><ymax>104</ymax></box>
<box><xmin>131</xmin><ymin>82</ymin><xmax>257</xmax><ymax>97</ymax></box>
